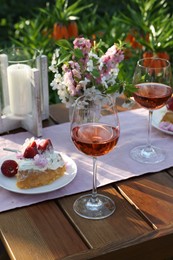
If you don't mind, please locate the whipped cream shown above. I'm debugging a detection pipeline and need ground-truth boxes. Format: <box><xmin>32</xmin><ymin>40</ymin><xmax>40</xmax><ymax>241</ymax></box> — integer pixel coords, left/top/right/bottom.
<box><xmin>18</xmin><ymin>152</ymin><xmax>65</xmax><ymax>172</ymax></box>
<box><xmin>16</xmin><ymin>137</ymin><xmax>65</xmax><ymax>172</ymax></box>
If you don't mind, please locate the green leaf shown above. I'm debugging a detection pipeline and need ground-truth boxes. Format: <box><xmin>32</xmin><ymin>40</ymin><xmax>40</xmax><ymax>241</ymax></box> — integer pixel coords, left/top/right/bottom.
<box><xmin>56</xmin><ymin>39</ymin><xmax>73</xmax><ymax>50</ymax></box>
<box><xmin>66</xmin><ymin>0</ymin><xmax>93</xmax><ymax>16</ymax></box>
<box><xmin>73</xmin><ymin>48</ymin><xmax>83</xmax><ymax>58</ymax></box>
<box><xmin>57</xmin><ymin>53</ymin><xmax>71</xmax><ymax>66</ymax></box>
<box><xmin>91</xmin><ymin>69</ymin><xmax>100</xmax><ymax>78</ymax></box>
<box><xmin>106</xmin><ymin>85</ymin><xmax>120</xmax><ymax>94</ymax></box>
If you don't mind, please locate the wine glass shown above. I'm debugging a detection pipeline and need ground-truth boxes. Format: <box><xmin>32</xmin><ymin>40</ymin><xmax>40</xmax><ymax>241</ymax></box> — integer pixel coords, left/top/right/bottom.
<box><xmin>70</xmin><ymin>93</ymin><xmax>120</xmax><ymax>219</ymax></box>
<box><xmin>130</xmin><ymin>57</ymin><xmax>172</xmax><ymax>164</ymax></box>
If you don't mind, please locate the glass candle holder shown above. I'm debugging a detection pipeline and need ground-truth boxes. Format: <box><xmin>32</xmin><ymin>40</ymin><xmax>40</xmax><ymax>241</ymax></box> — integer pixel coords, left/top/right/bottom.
<box><xmin>0</xmin><ymin>47</ymin><xmax>40</xmax><ymax>118</ymax></box>
<box><xmin>0</xmin><ymin>46</ymin><xmax>49</xmax><ymax>136</ymax></box>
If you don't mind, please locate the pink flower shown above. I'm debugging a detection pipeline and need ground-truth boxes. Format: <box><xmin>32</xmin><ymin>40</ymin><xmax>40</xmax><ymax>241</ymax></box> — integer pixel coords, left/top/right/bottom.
<box><xmin>50</xmin><ymin>37</ymin><xmax>124</xmax><ymax>107</ymax></box>
<box><xmin>62</xmin><ymin>63</ymin><xmax>69</xmax><ymax>72</ymax></box>
<box><xmin>34</xmin><ymin>154</ymin><xmax>48</xmax><ymax>168</ymax></box>
<box><xmin>68</xmin><ymin>61</ymin><xmax>81</xmax><ymax>79</ymax></box>
<box><xmin>73</xmin><ymin>37</ymin><xmax>92</xmax><ymax>55</ymax></box>
<box><xmin>101</xmin><ymin>45</ymin><xmax>124</xmax><ymax>69</ymax></box>
<box><xmin>64</xmin><ymin>70</ymin><xmax>77</xmax><ymax>96</ymax></box>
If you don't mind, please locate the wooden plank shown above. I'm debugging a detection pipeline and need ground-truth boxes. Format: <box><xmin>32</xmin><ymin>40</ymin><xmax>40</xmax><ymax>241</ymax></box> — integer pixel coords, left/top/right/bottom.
<box><xmin>0</xmin><ymin>201</ymin><xmax>87</xmax><ymax>260</ymax></box>
<box><xmin>58</xmin><ymin>185</ymin><xmax>153</xmax><ymax>251</ymax></box>
<box><xmin>167</xmin><ymin>167</ymin><xmax>173</xmax><ymax>177</ymax></box>
<box><xmin>62</xmin><ymin>231</ymin><xmax>173</xmax><ymax>260</ymax></box>
<box><xmin>49</xmin><ymin>103</ymin><xmax>69</xmax><ymax>124</ymax></box>
<box><xmin>0</xmin><ymin>239</ymin><xmax>9</xmax><ymax>260</ymax></box>
<box><xmin>117</xmin><ymin>171</ymin><xmax>173</xmax><ymax>228</ymax></box>
<box><xmin>1</xmin><ymin>171</ymin><xmax>173</xmax><ymax>260</ymax></box>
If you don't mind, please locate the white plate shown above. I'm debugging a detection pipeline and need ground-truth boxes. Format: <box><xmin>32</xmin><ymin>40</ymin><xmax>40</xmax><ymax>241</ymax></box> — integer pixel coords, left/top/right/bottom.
<box><xmin>152</xmin><ymin>106</ymin><xmax>173</xmax><ymax>135</ymax></box>
<box><xmin>0</xmin><ymin>152</ymin><xmax>77</xmax><ymax>194</ymax></box>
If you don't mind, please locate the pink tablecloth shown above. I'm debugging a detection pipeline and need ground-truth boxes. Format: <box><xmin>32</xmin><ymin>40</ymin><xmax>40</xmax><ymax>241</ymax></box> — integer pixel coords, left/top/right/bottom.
<box><xmin>0</xmin><ymin>108</ymin><xmax>172</xmax><ymax>212</ymax></box>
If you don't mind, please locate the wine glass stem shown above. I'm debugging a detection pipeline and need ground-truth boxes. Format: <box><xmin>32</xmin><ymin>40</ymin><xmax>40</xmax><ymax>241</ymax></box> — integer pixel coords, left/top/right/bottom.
<box><xmin>147</xmin><ymin>110</ymin><xmax>153</xmax><ymax>148</ymax></box>
<box><xmin>92</xmin><ymin>157</ymin><xmax>98</xmax><ymax>201</ymax></box>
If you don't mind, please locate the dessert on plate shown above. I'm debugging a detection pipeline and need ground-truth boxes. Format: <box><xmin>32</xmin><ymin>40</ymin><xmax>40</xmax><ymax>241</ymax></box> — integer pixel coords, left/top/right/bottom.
<box><xmin>1</xmin><ymin>138</ymin><xmax>66</xmax><ymax>189</ymax></box>
<box><xmin>161</xmin><ymin>111</ymin><xmax>173</xmax><ymax>123</ymax></box>
<box><xmin>159</xmin><ymin>97</ymin><xmax>173</xmax><ymax>132</ymax></box>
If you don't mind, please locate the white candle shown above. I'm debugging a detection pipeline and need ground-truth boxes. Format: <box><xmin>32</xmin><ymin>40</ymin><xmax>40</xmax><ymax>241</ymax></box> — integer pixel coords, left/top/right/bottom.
<box><xmin>7</xmin><ymin>64</ymin><xmax>32</xmax><ymax>116</ymax></box>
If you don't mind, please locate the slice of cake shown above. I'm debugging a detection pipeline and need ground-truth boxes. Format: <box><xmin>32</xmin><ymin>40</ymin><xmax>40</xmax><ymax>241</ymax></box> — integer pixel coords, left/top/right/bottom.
<box><xmin>161</xmin><ymin>111</ymin><xmax>173</xmax><ymax>123</ymax></box>
<box><xmin>159</xmin><ymin>111</ymin><xmax>173</xmax><ymax>132</ymax></box>
<box><xmin>16</xmin><ymin>138</ymin><xmax>66</xmax><ymax>189</ymax></box>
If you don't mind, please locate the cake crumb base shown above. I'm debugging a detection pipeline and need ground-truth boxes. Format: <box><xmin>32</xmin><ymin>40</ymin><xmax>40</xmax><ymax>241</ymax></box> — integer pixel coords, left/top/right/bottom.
<box><xmin>16</xmin><ymin>165</ymin><xmax>66</xmax><ymax>189</ymax></box>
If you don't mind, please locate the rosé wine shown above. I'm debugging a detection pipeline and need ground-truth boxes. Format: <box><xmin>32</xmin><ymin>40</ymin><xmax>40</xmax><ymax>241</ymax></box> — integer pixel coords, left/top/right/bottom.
<box><xmin>133</xmin><ymin>83</ymin><xmax>172</xmax><ymax>110</ymax></box>
<box><xmin>71</xmin><ymin>123</ymin><xmax>119</xmax><ymax>157</ymax></box>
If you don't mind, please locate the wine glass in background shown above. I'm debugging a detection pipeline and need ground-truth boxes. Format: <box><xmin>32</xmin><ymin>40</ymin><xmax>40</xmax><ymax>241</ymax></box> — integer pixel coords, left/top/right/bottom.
<box><xmin>70</xmin><ymin>94</ymin><xmax>120</xmax><ymax>219</ymax></box>
<box><xmin>130</xmin><ymin>57</ymin><xmax>172</xmax><ymax>164</ymax></box>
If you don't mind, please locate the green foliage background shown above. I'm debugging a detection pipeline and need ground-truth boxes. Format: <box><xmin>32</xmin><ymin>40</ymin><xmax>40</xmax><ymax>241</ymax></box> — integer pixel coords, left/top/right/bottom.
<box><xmin>0</xmin><ymin>0</ymin><xmax>173</xmax><ymax>104</ymax></box>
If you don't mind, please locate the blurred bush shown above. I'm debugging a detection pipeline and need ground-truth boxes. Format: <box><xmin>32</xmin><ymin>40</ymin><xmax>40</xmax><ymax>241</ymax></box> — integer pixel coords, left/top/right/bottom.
<box><xmin>0</xmin><ymin>0</ymin><xmax>53</xmax><ymax>46</ymax></box>
<box><xmin>0</xmin><ymin>0</ymin><xmax>173</xmax><ymax>104</ymax></box>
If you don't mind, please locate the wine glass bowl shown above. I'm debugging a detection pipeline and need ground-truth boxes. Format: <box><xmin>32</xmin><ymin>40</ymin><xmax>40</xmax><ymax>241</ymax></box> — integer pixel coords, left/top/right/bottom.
<box><xmin>130</xmin><ymin>57</ymin><xmax>172</xmax><ymax>164</ymax></box>
<box><xmin>71</xmin><ymin>94</ymin><xmax>120</xmax><ymax>219</ymax></box>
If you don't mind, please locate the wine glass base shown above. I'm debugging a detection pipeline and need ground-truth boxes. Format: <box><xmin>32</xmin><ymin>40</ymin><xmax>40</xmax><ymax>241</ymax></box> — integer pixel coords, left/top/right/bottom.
<box><xmin>73</xmin><ymin>194</ymin><xmax>116</xmax><ymax>220</ymax></box>
<box><xmin>130</xmin><ymin>145</ymin><xmax>166</xmax><ymax>164</ymax></box>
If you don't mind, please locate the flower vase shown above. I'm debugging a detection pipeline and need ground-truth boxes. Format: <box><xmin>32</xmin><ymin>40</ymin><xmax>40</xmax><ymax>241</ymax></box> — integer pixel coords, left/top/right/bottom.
<box><xmin>68</xmin><ymin>104</ymin><xmax>74</xmax><ymax>122</ymax></box>
<box><xmin>68</xmin><ymin>97</ymin><xmax>76</xmax><ymax>122</ymax></box>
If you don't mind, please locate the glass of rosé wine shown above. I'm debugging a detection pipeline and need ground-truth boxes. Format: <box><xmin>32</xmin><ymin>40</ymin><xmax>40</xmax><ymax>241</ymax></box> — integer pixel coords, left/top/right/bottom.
<box><xmin>130</xmin><ymin>57</ymin><xmax>172</xmax><ymax>164</ymax></box>
<box><xmin>70</xmin><ymin>94</ymin><xmax>120</xmax><ymax>219</ymax></box>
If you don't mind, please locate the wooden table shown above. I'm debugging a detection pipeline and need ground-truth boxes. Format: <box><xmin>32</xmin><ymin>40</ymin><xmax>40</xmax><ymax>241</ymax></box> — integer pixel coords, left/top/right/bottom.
<box><xmin>1</xmin><ymin>99</ymin><xmax>173</xmax><ymax>260</ymax></box>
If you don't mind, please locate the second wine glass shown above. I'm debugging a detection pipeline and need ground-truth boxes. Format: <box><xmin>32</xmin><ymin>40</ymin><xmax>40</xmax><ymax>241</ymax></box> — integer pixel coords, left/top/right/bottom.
<box><xmin>130</xmin><ymin>57</ymin><xmax>172</xmax><ymax>164</ymax></box>
<box><xmin>70</xmin><ymin>94</ymin><xmax>120</xmax><ymax>219</ymax></box>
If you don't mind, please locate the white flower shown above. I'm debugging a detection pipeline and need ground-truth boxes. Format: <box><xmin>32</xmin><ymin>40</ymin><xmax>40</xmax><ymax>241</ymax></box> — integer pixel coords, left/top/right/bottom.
<box><xmin>87</xmin><ymin>60</ymin><xmax>94</xmax><ymax>72</ymax></box>
<box><xmin>88</xmin><ymin>51</ymin><xmax>99</xmax><ymax>59</ymax></box>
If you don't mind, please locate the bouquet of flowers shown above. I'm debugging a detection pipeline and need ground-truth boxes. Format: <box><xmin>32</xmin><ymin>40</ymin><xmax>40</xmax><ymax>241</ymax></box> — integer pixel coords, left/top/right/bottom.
<box><xmin>49</xmin><ymin>37</ymin><xmax>125</xmax><ymax>107</ymax></box>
